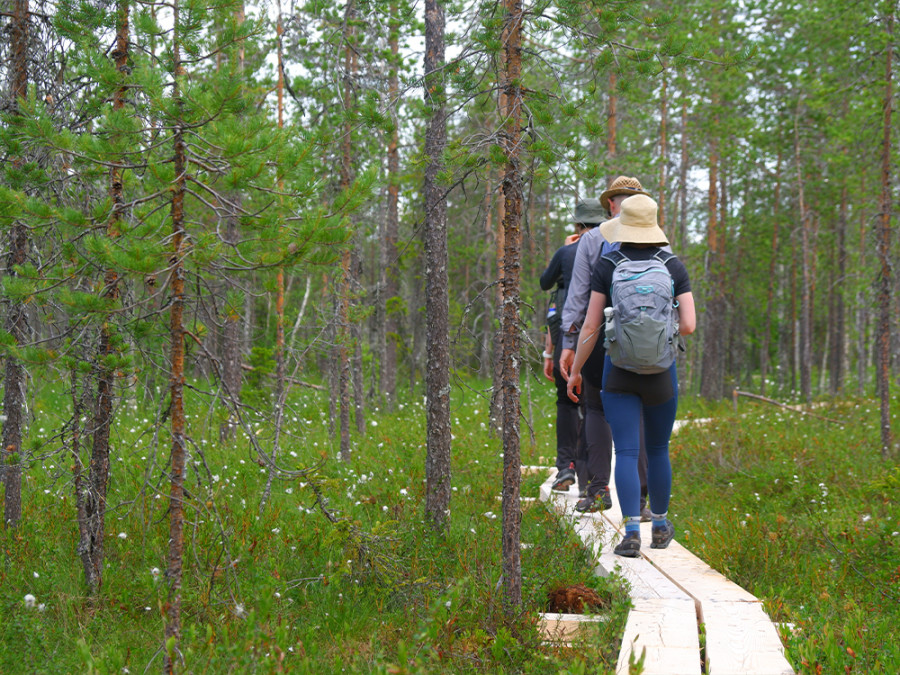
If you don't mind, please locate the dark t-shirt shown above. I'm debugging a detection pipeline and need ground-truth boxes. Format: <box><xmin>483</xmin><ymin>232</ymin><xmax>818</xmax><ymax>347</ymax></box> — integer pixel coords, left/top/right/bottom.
<box><xmin>591</xmin><ymin>245</ymin><xmax>692</xmax><ymax>405</ymax></box>
<box><xmin>591</xmin><ymin>245</ymin><xmax>691</xmax><ymax>299</ymax></box>
<box><xmin>540</xmin><ymin>240</ymin><xmax>579</xmax><ymax>345</ymax></box>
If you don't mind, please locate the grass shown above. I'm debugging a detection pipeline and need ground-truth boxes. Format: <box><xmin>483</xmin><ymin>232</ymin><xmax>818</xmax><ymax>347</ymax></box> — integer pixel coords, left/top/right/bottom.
<box><xmin>0</xmin><ymin>374</ymin><xmax>629</xmax><ymax>674</ymax></box>
<box><xmin>3</xmin><ymin>372</ymin><xmax>898</xmax><ymax>673</ymax></box>
<box><xmin>671</xmin><ymin>396</ymin><xmax>900</xmax><ymax>674</ymax></box>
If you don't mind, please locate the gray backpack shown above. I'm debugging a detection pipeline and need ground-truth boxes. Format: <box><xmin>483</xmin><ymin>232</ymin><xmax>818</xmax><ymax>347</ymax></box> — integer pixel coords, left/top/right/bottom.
<box><xmin>601</xmin><ymin>249</ymin><xmax>679</xmax><ymax>374</ymax></box>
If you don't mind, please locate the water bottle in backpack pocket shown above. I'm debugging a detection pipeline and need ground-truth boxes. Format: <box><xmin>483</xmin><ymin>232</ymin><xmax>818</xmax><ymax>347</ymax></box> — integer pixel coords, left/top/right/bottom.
<box><xmin>602</xmin><ymin>250</ymin><xmax>679</xmax><ymax>374</ymax></box>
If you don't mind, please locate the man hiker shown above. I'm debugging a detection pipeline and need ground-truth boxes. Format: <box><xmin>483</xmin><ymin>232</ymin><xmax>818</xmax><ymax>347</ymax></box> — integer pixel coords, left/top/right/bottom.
<box><xmin>559</xmin><ymin>176</ymin><xmax>653</xmax><ymax>517</ymax></box>
<box><xmin>540</xmin><ymin>200</ymin><xmax>604</xmax><ymax>494</ymax></box>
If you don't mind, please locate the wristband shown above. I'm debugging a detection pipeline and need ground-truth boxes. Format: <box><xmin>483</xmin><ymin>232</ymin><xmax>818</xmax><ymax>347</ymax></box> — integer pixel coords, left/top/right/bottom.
<box><xmin>542</xmin><ymin>351</ymin><xmax>553</xmax><ymax>359</ymax></box>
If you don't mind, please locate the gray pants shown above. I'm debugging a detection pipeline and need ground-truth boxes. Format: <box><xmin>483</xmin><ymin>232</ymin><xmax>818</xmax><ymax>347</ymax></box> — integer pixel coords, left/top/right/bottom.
<box><xmin>577</xmin><ymin>371</ymin><xmax>648</xmax><ymax>500</ymax></box>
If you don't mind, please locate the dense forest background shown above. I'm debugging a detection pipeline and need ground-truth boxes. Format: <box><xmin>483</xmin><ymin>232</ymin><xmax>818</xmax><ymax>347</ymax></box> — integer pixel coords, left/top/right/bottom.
<box><xmin>0</xmin><ymin>0</ymin><xmax>897</xmax><ymax>667</ymax></box>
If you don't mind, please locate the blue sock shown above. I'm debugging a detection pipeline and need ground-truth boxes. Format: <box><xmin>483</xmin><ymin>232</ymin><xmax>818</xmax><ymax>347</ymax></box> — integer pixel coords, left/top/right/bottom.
<box><xmin>624</xmin><ymin>517</ymin><xmax>641</xmax><ymax>534</ymax></box>
<box><xmin>651</xmin><ymin>511</ymin><xmax>668</xmax><ymax>530</ymax></box>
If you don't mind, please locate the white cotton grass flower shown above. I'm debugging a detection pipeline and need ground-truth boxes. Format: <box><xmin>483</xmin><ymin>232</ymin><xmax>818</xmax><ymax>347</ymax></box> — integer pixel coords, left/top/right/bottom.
<box><xmin>118</xmin><ymin>532</ymin><xmax>127</xmax><ymax>539</ymax></box>
<box><xmin>24</xmin><ymin>594</ymin><xmax>36</xmax><ymax>608</ymax></box>
<box><xmin>151</xmin><ymin>567</ymin><xmax>161</xmax><ymax>582</ymax></box>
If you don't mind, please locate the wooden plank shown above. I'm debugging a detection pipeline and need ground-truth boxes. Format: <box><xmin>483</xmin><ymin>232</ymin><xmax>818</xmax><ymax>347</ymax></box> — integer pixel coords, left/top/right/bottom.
<box><xmin>538</xmin><ymin>612</ymin><xmax>609</xmax><ymax>646</ymax></box>
<box><xmin>521</xmin><ymin>464</ymin><xmax>553</xmax><ymax>475</ymax></box>
<box><xmin>703</xmin><ymin>601</ymin><xmax>795</xmax><ymax>675</ymax></box>
<box><xmin>616</xmin><ymin>598</ymin><xmax>701</xmax><ymax>675</ymax></box>
<box><xmin>639</xmin><ymin>531</ymin><xmax>758</xmax><ymax>603</ymax></box>
<box><xmin>596</xmin><ymin>548</ymin><xmax>694</xmax><ymax>601</ymax></box>
<box><xmin>539</xmin><ymin>462</ymin><xmax>793</xmax><ymax>675</ymax></box>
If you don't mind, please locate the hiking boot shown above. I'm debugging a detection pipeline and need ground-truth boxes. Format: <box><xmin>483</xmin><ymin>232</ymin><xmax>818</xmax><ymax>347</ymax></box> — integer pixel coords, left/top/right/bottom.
<box><xmin>551</xmin><ymin>464</ymin><xmax>576</xmax><ymax>492</ymax></box>
<box><xmin>574</xmin><ymin>495</ymin><xmax>599</xmax><ymax>513</ymax></box>
<box><xmin>640</xmin><ymin>506</ymin><xmax>652</xmax><ymax>523</ymax></box>
<box><xmin>600</xmin><ymin>488</ymin><xmax>613</xmax><ymax>510</ymax></box>
<box><xmin>650</xmin><ymin>520</ymin><xmax>675</xmax><ymax>549</ymax></box>
<box><xmin>614</xmin><ymin>532</ymin><xmax>641</xmax><ymax>557</ymax></box>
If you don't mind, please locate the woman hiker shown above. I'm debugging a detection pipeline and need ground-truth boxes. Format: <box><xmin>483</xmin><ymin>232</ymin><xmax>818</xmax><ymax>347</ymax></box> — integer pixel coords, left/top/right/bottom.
<box><xmin>566</xmin><ymin>194</ymin><xmax>696</xmax><ymax>557</ymax></box>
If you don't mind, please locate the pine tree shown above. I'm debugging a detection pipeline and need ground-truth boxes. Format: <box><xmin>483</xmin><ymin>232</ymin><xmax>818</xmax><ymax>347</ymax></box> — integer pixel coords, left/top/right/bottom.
<box><xmin>423</xmin><ymin>0</ymin><xmax>452</xmax><ymax>532</ymax></box>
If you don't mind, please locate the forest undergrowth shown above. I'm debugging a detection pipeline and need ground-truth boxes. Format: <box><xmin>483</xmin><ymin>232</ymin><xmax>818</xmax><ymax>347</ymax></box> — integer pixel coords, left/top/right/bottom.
<box><xmin>0</xmin><ymin>373</ymin><xmax>897</xmax><ymax>674</ymax></box>
<box><xmin>0</xmin><ymin>373</ymin><xmax>629</xmax><ymax>674</ymax></box>
<box><xmin>672</xmin><ymin>396</ymin><xmax>900</xmax><ymax>674</ymax></box>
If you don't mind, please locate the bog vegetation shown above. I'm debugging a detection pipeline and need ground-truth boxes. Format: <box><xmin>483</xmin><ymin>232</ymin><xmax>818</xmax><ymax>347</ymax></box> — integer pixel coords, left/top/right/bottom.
<box><xmin>0</xmin><ymin>0</ymin><xmax>898</xmax><ymax>672</ymax></box>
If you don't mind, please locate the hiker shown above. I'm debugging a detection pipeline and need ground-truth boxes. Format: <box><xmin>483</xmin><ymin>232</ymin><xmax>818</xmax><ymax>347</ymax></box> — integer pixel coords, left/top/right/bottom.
<box><xmin>558</xmin><ymin>176</ymin><xmax>652</xmax><ymax>515</ymax></box>
<box><xmin>539</xmin><ymin>201</ymin><xmax>604</xmax><ymax>493</ymax></box>
<box><xmin>566</xmin><ymin>194</ymin><xmax>696</xmax><ymax>557</ymax></box>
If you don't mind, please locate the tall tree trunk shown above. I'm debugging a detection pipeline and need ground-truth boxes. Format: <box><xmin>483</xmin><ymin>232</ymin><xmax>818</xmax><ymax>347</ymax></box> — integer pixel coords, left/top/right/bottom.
<box><xmin>719</xmin><ymin>161</ymin><xmax>734</xmax><ymax>384</ymax></box>
<box><xmin>856</xmin><ymin>174</ymin><xmax>869</xmax><ymax>397</ymax></box>
<box><xmin>338</xmin><ymin>0</ymin><xmax>356</xmax><ymax>458</ymax></box>
<box><xmin>2</xmin><ymin>0</ymin><xmax>30</xmax><ymax>528</ymax></box>
<box><xmin>876</xmin><ymin>6</ymin><xmax>894</xmax><ymax>458</ymax></box>
<box><xmin>760</xmin><ymin>150</ymin><xmax>783</xmax><ymax>397</ymax></box>
<box><xmin>221</xmin><ymin>5</ymin><xmax>246</xmax><ymax>439</ymax></box>
<box><xmin>71</xmin><ymin>370</ymin><xmax>95</xmax><ymax>587</ymax></box>
<box><xmin>677</xmin><ymin>93</ymin><xmax>689</xmax><ymax>254</ymax></box>
<box><xmin>164</xmin><ymin>15</ymin><xmax>188</xmax><ymax>671</ymax></box>
<box><xmin>381</xmin><ymin>3</ymin><xmax>401</xmax><ymax>409</ymax></box>
<box><xmin>480</xmin><ymin>179</ymin><xmax>495</xmax><ymax>379</ymax></box>
<box><xmin>499</xmin><ymin>0</ymin><xmax>524</xmax><ymax>610</ymax></box>
<box><xmin>658</xmin><ymin>70</ymin><xmax>668</xmax><ymax>230</ymax></box>
<box><xmin>607</xmin><ymin>71</ymin><xmax>617</xmax><ymax>171</ymax></box>
<box><xmin>262</xmin><ymin>0</ymin><xmax>287</xmax><ymax>512</ymax></box>
<box><xmin>794</xmin><ymin>108</ymin><xmax>813</xmax><ymax>402</ymax></box>
<box><xmin>830</xmin><ymin>180</ymin><xmax>848</xmax><ymax>395</ymax></box>
<box><xmin>352</xmin><ymin>251</ymin><xmax>366</xmax><ymax>434</ymax></box>
<box><xmin>423</xmin><ymin>0</ymin><xmax>452</xmax><ymax>532</ymax></box>
<box><xmin>700</xmin><ymin>119</ymin><xmax>724</xmax><ymax>399</ymax></box>
<box><xmin>78</xmin><ymin>0</ymin><xmax>129</xmax><ymax>588</ymax></box>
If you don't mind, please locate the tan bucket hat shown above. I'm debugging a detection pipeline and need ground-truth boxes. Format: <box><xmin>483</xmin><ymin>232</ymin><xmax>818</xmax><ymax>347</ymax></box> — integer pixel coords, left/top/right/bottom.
<box><xmin>599</xmin><ymin>175</ymin><xmax>650</xmax><ymax>211</ymax></box>
<box><xmin>599</xmin><ymin>194</ymin><xmax>669</xmax><ymax>246</ymax></box>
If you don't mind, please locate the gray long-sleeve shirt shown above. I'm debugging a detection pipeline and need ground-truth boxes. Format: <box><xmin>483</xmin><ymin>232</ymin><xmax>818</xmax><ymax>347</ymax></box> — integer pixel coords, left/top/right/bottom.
<box><xmin>559</xmin><ymin>226</ymin><xmax>610</xmax><ymax>350</ymax></box>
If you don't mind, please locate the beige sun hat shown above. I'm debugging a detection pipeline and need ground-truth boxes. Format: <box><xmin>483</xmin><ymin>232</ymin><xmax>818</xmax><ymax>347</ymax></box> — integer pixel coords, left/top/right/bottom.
<box><xmin>599</xmin><ymin>175</ymin><xmax>650</xmax><ymax>211</ymax></box>
<box><xmin>599</xmin><ymin>194</ymin><xmax>669</xmax><ymax>246</ymax></box>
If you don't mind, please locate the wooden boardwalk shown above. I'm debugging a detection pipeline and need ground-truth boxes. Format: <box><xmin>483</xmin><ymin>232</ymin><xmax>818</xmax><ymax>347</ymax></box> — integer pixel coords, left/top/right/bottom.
<box><xmin>532</xmin><ymin>462</ymin><xmax>795</xmax><ymax>675</ymax></box>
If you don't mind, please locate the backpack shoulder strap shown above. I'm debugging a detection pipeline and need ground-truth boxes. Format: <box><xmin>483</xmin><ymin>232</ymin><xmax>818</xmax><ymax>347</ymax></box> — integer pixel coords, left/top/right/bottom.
<box><xmin>653</xmin><ymin>250</ymin><xmax>675</xmax><ymax>264</ymax></box>
<box><xmin>601</xmin><ymin>248</ymin><xmax>627</xmax><ymax>266</ymax></box>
